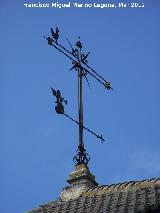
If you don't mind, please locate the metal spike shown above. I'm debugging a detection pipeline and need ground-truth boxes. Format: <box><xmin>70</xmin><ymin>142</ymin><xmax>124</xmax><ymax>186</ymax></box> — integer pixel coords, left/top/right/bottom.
<box><xmin>69</xmin><ymin>64</ymin><xmax>77</xmax><ymax>71</ymax></box>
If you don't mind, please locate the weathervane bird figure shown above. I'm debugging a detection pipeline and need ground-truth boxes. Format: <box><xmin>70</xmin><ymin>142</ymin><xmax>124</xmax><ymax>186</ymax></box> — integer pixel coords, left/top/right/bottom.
<box><xmin>51</xmin><ymin>27</ymin><xmax>59</xmax><ymax>43</ymax></box>
<box><xmin>51</xmin><ymin>88</ymin><xmax>67</xmax><ymax>114</ymax></box>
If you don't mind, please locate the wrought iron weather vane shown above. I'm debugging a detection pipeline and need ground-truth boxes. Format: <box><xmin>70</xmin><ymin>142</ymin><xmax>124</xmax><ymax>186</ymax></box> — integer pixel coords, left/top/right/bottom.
<box><xmin>44</xmin><ymin>27</ymin><xmax>113</xmax><ymax>165</ymax></box>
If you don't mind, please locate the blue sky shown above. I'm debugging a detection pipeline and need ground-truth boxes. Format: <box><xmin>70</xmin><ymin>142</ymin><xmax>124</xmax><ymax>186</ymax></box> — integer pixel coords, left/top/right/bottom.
<box><xmin>0</xmin><ymin>0</ymin><xmax>160</xmax><ymax>212</ymax></box>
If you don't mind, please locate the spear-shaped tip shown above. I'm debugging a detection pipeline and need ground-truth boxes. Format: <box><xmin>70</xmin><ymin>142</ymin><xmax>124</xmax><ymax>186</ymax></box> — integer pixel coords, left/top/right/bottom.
<box><xmin>45</xmin><ymin>36</ymin><xmax>53</xmax><ymax>45</ymax></box>
<box><xmin>69</xmin><ymin>63</ymin><xmax>77</xmax><ymax>71</ymax></box>
<box><xmin>76</xmin><ymin>36</ymin><xmax>82</xmax><ymax>49</ymax></box>
<box><xmin>97</xmin><ymin>134</ymin><xmax>105</xmax><ymax>143</ymax></box>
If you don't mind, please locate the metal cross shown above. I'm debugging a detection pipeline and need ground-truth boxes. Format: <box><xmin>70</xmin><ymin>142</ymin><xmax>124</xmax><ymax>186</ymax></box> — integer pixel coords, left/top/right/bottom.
<box><xmin>45</xmin><ymin>27</ymin><xmax>113</xmax><ymax>165</ymax></box>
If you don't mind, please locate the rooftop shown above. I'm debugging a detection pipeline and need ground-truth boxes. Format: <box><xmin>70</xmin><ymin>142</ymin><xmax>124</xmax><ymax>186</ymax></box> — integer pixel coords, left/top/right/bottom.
<box><xmin>28</xmin><ymin>164</ymin><xmax>160</xmax><ymax>213</ymax></box>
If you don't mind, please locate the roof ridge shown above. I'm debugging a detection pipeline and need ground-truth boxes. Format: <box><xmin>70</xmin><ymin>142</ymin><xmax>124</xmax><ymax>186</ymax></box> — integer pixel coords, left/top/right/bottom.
<box><xmin>84</xmin><ymin>177</ymin><xmax>160</xmax><ymax>194</ymax></box>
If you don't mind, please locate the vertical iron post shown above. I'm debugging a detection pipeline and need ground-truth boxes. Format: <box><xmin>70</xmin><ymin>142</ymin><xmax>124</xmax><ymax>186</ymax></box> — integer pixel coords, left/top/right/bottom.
<box><xmin>73</xmin><ymin>38</ymin><xmax>90</xmax><ymax>165</ymax></box>
<box><xmin>78</xmin><ymin>57</ymin><xmax>84</xmax><ymax>149</ymax></box>
<box><xmin>78</xmin><ymin>40</ymin><xmax>84</xmax><ymax>158</ymax></box>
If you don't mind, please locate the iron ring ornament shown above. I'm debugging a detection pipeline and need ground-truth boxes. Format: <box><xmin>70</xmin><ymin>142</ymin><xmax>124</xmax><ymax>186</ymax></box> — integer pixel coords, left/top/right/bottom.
<box><xmin>46</xmin><ymin>26</ymin><xmax>112</xmax><ymax>165</ymax></box>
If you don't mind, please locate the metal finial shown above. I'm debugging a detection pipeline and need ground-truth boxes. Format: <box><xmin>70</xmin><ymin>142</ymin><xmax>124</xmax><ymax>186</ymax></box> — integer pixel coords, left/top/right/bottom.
<box><xmin>76</xmin><ymin>37</ymin><xmax>82</xmax><ymax>49</ymax></box>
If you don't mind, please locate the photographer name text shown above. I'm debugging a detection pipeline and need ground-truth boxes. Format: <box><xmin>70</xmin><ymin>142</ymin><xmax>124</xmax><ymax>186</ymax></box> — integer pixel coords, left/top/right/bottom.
<box><xmin>24</xmin><ymin>2</ymin><xmax>145</xmax><ymax>9</ymax></box>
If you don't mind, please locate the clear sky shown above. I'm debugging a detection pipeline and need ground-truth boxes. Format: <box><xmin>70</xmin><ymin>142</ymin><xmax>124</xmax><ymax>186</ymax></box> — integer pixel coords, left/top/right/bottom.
<box><xmin>0</xmin><ymin>0</ymin><xmax>160</xmax><ymax>212</ymax></box>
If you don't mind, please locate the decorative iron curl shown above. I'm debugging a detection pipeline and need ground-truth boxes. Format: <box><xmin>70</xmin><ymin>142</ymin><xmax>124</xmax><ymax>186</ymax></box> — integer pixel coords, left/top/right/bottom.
<box><xmin>73</xmin><ymin>145</ymin><xmax>90</xmax><ymax>165</ymax></box>
<box><xmin>72</xmin><ymin>48</ymin><xmax>79</xmax><ymax>57</ymax></box>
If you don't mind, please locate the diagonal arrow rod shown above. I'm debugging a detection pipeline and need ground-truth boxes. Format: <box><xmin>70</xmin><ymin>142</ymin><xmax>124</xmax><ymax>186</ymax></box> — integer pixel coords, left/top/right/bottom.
<box><xmin>64</xmin><ymin>113</ymin><xmax>105</xmax><ymax>143</ymax></box>
<box><xmin>56</xmin><ymin>39</ymin><xmax>111</xmax><ymax>85</ymax></box>
<box><xmin>44</xmin><ymin>37</ymin><xmax>112</xmax><ymax>90</ymax></box>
